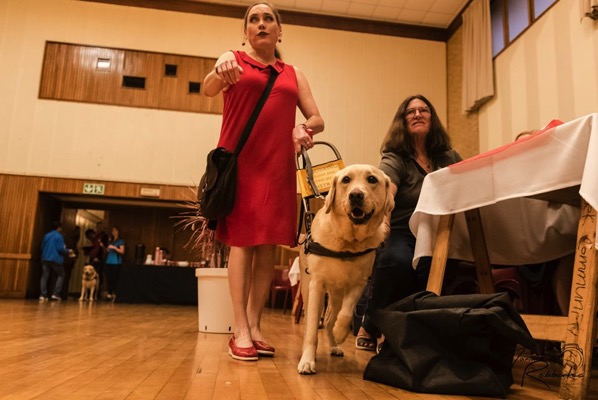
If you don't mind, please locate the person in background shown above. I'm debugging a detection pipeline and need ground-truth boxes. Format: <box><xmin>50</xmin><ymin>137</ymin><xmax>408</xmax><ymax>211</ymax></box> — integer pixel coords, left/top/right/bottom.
<box><xmin>203</xmin><ymin>1</ymin><xmax>324</xmax><ymax>361</ymax></box>
<box><xmin>84</xmin><ymin>228</ymin><xmax>104</xmax><ymax>276</ymax></box>
<box><xmin>355</xmin><ymin>94</ymin><xmax>462</xmax><ymax>351</ymax></box>
<box><xmin>61</xmin><ymin>225</ymin><xmax>80</xmax><ymax>299</ymax></box>
<box><xmin>103</xmin><ymin>226</ymin><xmax>125</xmax><ymax>301</ymax></box>
<box><xmin>39</xmin><ymin>220</ymin><xmax>70</xmax><ymax>301</ymax></box>
<box><xmin>96</xmin><ymin>221</ymin><xmax>109</xmax><ymax>247</ymax></box>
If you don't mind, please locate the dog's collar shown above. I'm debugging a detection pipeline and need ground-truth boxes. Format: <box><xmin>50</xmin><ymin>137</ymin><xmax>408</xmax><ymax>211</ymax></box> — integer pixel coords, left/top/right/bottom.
<box><xmin>304</xmin><ymin>236</ymin><xmax>379</xmax><ymax>259</ymax></box>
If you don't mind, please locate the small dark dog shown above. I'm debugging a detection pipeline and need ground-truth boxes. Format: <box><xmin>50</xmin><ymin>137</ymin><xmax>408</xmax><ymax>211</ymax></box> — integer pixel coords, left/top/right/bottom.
<box><xmin>79</xmin><ymin>265</ymin><xmax>99</xmax><ymax>302</ymax></box>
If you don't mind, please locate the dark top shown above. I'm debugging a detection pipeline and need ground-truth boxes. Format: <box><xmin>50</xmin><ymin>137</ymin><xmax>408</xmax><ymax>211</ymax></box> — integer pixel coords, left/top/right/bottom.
<box><xmin>87</xmin><ymin>235</ymin><xmax>103</xmax><ymax>260</ymax></box>
<box><xmin>379</xmin><ymin>149</ymin><xmax>462</xmax><ymax>234</ymax></box>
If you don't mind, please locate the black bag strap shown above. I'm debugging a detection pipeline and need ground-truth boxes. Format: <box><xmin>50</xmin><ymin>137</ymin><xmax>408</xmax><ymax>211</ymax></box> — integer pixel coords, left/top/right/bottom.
<box><xmin>234</xmin><ymin>66</ymin><xmax>279</xmax><ymax>155</ymax></box>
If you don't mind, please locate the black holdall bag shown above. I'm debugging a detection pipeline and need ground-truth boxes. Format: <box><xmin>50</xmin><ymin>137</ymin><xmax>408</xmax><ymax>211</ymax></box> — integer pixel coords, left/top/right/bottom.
<box><xmin>197</xmin><ymin>66</ymin><xmax>279</xmax><ymax>224</ymax></box>
<box><xmin>363</xmin><ymin>291</ymin><xmax>537</xmax><ymax>398</ymax></box>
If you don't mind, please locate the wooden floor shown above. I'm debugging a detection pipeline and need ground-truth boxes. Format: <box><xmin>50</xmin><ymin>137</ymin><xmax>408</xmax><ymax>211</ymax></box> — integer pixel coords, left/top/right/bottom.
<box><xmin>1</xmin><ymin>299</ymin><xmax>597</xmax><ymax>400</ymax></box>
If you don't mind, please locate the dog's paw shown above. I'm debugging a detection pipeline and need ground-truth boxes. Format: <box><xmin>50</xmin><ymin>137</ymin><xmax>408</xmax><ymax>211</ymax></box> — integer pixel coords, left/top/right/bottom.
<box><xmin>78</xmin><ymin>297</ymin><xmax>84</xmax><ymax>302</ymax></box>
<box><xmin>330</xmin><ymin>346</ymin><xmax>344</xmax><ymax>357</ymax></box>
<box><xmin>297</xmin><ymin>359</ymin><xmax>316</xmax><ymax>375</ymax></box>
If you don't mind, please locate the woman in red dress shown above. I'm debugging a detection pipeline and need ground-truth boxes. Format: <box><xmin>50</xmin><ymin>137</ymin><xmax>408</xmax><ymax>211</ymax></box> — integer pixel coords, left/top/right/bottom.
<box><xmin>203</xmin><ymin>1</ymin><xmax>324</xmax><ymax>361</ymax></box>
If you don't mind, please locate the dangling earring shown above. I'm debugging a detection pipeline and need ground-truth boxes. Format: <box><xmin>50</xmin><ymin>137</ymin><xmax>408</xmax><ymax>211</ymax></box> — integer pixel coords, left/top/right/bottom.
<box><xmin>242</xmin><ymin>37</ymin><xmax>247</xmax><ymax>46</ymax></box>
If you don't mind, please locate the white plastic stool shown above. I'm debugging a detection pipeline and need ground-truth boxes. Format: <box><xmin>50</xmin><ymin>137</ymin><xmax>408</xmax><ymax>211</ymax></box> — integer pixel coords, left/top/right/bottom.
<box><xmin>195</xmin><ymin>268</ymin><xmax>234</xmax><ymax>333</ymax></box>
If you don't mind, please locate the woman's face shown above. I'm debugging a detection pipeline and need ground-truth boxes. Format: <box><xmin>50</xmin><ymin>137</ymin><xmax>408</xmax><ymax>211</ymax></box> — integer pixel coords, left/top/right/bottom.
<box><xmin>405</xmin><ymin>98</ymin><xmax>431</xmax><ymax>137</ymax></box>
<box><xmin>245</xmin><ymin>4</ymin><xmax>281</xmax><ymax>49</ymax></box>
<box><xmin>111</xmin><ymin>227</ymin><xmax>119</xmax><ymax>238</ymax></box>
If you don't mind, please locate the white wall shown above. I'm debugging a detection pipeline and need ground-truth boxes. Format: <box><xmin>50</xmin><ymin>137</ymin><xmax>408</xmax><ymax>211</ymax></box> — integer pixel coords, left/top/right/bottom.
<box><xmin>478</xmin><ymin>0</ymin><xmax>598</xmax><ymax>150</ymax></box>
<box><xmin>0</xmin><ymin>0</ymin><xmax>447</xmax><ymax>186</ymax></box>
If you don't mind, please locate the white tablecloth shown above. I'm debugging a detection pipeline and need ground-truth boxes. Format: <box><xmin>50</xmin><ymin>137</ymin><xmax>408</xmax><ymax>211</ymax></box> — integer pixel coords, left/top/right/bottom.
<box><xmin>410</xmin><ymin>113</ymin><xmax>598</xmax><ymax>267</ymax></box>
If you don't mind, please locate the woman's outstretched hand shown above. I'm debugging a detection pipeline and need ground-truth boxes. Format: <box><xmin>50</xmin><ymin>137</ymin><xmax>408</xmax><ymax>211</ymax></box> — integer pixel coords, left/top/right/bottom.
<box><xmin>214</xmin><ymin>60</ymin><xmax>244</xmax><ymax>86</ymax></box>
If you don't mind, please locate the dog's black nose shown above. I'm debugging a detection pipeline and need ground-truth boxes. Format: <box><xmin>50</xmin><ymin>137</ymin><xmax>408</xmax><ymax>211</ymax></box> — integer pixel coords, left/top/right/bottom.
<box><xmin>349</xmin><ymin>190</ymin><xmax>364</xmax><ymax>203</ymax></box>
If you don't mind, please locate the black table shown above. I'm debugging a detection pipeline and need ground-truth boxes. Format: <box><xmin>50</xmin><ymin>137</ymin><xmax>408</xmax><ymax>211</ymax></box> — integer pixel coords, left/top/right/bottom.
<box><xmin>116</xmin><ymin>264</ymin><xmax>197</xmax><ymax>305</ymax></box>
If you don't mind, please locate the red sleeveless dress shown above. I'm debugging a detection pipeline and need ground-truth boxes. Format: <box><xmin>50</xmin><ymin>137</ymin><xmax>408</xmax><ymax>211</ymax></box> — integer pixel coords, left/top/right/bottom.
<box><xmin>215</xmin><ymin>51</ymin><xmax>298</xmax><ymax>247</ymax></box>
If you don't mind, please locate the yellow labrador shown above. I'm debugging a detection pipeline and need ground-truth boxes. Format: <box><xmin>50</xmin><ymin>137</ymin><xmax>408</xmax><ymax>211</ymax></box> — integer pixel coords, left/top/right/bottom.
<box><xmin>79</xmin><ymin>265</ymin><xmax>99</xmax><ymax>302</ymax></box>
<box><xmin>297</xmin><ymin>164</ymin><xmax>394</xmax><ymax>374</ymax></box>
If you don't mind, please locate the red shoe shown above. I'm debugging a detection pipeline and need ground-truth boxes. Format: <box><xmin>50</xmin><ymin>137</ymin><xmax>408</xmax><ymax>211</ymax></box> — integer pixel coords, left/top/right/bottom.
<box><xmin>228</xmin><ymin>337</ymin><xmax>258</xmax><ymax>361</ymax></box>
<box><xmin>252</xmin><ymin>340</ymin><xmax>275</xmax><ymax>356</ymax></box>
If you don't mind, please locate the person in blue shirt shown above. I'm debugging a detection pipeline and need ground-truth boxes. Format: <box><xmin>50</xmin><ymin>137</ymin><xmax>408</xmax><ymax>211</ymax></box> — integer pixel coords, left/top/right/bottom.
<box><xmin>40</xmin><ymin>221</ymin><xmax>70</xmax><ymax>301</ymax></box>
<box><xmin>103</xmin><ymin>226</ymin><xmax>125</xmax><ymax>301</ymax></box>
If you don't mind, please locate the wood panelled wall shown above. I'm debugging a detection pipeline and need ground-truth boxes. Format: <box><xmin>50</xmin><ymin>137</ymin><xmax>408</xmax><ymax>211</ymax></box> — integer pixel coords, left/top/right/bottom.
<box><xmin>0</xmin><ymin>173</ymin><xmax>198</xmax><ymax>298</ymax></box>
<box><xmin>39</xmin><ymin>42</ymin><xmax>223</xmax><ymax>114</ymax></box>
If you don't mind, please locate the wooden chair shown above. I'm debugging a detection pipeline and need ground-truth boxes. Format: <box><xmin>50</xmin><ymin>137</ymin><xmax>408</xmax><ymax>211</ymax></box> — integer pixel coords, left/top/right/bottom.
<box><xmin>427</xmin><ymin>202</ymin><xmax>598</xmax><ymax>400</ymax></box>
<box><xmin>270</xmin><ymin>267</ymin><xmax>292</xmax><ymax>314</ymax></box>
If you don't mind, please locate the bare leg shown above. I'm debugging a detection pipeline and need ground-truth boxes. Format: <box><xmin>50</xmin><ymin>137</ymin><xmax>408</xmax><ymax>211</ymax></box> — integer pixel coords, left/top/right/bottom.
<box><xmin>228</xmin><ymin>246</ymin><xmax>255</xmax><ymax>348</ymax></box>
<box><xmin>247</xmin><ymin>244</ymin><xmax>276</xmax><ymax>343</ymax></box>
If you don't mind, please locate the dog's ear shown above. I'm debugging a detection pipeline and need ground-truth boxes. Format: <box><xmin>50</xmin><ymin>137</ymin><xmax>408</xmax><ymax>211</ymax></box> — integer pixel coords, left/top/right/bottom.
<box><xmin>324</xmin><ymin>173</ymin><xmax>338</xmax><ymax>214</ymax></box>
<box><xmin>383</xmin><ymin>174</ymin><xmax>395</xmax><ymax>214</ymax></box>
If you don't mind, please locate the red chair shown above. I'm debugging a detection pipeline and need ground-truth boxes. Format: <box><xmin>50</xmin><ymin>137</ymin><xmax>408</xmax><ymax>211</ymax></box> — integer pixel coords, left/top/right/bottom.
<box><xmin>442</xmin><ymin>261</ymin><xmax>528</xmax><ymax>313</ymax></box>
<box><xmin>270</xmin><ymin>267</ymin><xmax>293</xmax><ymax>314</ymax></box>
<box><xmin>490</xmin><ymin>266</ymin><xmax>527</xmax><ymax>313</ymax></box>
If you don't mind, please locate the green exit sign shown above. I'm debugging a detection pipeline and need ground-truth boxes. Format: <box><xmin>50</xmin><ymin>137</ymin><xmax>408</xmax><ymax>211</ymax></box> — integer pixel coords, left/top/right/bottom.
<box><xmin>83</xmin><ymin>183</ymin><xmax>105</xmax><ymax>195</ymax></box>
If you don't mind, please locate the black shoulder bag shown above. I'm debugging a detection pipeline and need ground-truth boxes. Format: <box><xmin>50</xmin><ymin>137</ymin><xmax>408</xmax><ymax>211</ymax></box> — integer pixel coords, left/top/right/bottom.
<box><xmin>197</xmin><ymin>66</ymin><xmax>279</xmax><ymax>228</ymax></box>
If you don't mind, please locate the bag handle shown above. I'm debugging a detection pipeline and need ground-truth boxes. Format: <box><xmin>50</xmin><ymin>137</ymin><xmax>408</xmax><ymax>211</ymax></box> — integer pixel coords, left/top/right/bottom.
<box><xmin>295</xmin><ymin>141</ymin><xmax>343</xmax><ymax>198</ymax></box>
<box><xmin>295</xmin><ymin>141</ymin><xmax>343</xmax><ymax>170</ymax></box>
<box><xmin>295</xmin><ymin>141</ymin><xmax>343</xmax><ymax>246</ymax></box>
<box><xmin>234</xmin><ymin>66</ymin><xmax>279</xmax><ymax>155</ymax></box>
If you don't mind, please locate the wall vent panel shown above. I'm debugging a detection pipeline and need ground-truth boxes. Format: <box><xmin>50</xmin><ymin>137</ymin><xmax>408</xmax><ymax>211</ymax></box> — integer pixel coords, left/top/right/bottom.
<box><xmin>189</xmin><ymin>82</ymin><xmax>200</xmax><ymax>93</ymax></box>
<box><xmin>165</xmin><ymin>64</ymin><xmax>177</xmax><ymax>76</ymax></box>
<box><xmin>122</xmin><ymin>76</ymin><xmax>146</xmax><ymax>89</ymax></box>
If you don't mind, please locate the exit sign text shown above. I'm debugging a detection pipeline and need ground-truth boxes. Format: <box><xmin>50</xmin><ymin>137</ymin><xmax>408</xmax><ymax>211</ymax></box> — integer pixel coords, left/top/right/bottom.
<box><xmin>83</xmin><ymin>183</ymin><xmax>105</xmax><ymax>195</ymax></box>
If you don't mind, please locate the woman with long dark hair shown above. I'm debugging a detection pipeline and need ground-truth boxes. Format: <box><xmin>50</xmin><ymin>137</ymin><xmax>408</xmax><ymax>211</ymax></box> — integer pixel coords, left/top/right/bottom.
<box><xmin>355</xmin><ymin>95</ymin><xmax>462</xmax><ymax>351</ymax></box>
